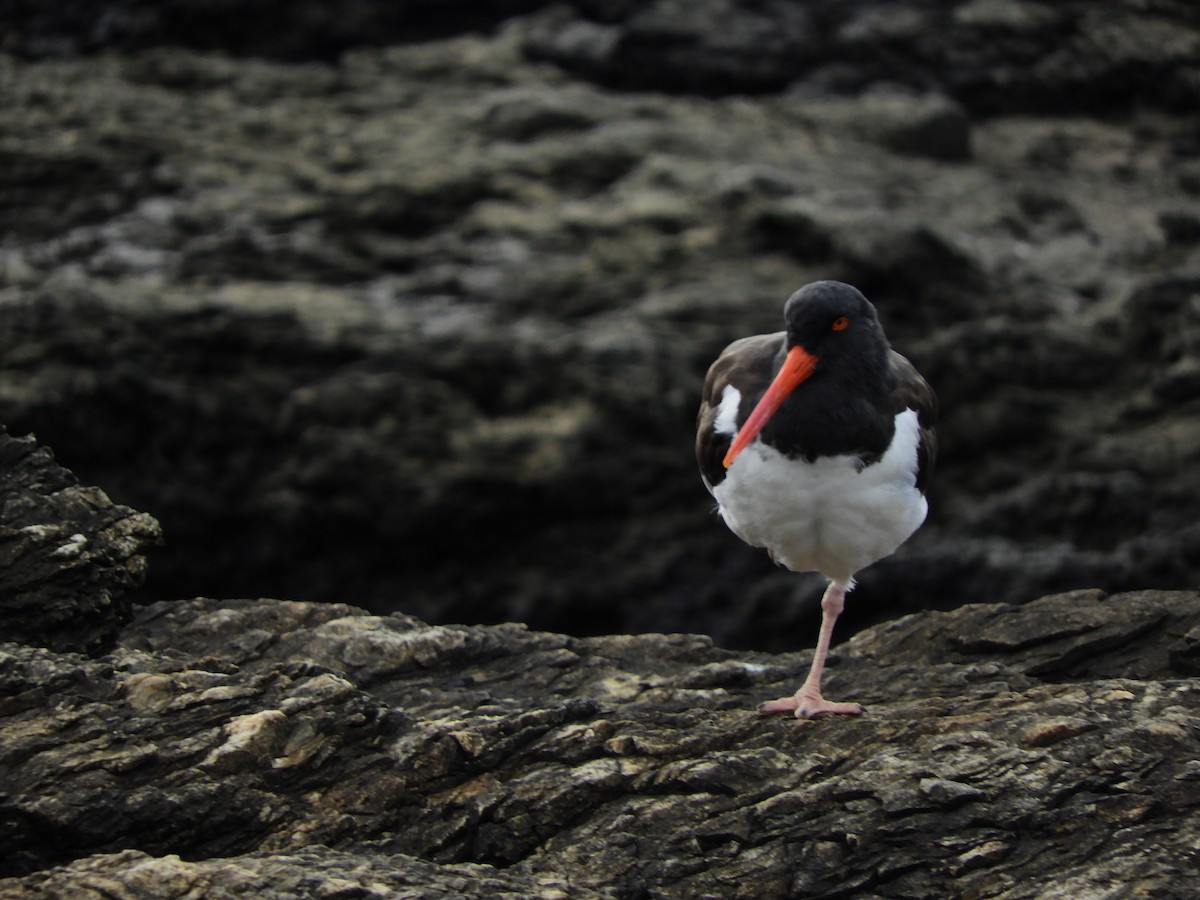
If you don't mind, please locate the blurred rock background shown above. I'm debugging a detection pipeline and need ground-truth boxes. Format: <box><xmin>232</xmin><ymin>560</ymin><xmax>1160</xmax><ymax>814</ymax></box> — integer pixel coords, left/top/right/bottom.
<box><xmin>1</xmin><ymin>1</ymin><xmax>1198</xmax><ymax>650</ymax></box>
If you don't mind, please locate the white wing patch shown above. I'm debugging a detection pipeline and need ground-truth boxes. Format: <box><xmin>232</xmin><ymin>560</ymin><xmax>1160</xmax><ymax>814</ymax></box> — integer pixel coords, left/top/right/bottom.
<box><xmin>712</xmin><ymin>408</ymin><xmax>927</xmax><ymax>585</ymax></box>
<box><xmin>714</xmin><ymin>384</ymin><xmax>741</xmax><ymax>436</ymax></box>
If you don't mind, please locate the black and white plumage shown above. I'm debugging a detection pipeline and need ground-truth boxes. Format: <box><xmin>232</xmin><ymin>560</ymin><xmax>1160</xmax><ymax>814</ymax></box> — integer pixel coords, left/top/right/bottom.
<box><xmin>697</xmin><ymin>281</ymin><xmax>937</xmax><ymax>718</ymax></box>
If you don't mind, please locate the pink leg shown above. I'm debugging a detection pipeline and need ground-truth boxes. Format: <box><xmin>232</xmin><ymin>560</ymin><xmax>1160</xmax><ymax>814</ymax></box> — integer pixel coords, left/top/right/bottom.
<box><xmin>761</xmin><ymin>581</ymin><xmax>863</xmax><ymax>719</ymax></box>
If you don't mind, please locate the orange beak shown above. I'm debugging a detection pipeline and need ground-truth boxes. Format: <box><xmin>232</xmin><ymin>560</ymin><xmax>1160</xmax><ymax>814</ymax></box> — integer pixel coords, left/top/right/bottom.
<box><xmin>722</xmin><ymin>345</ymin><xmax>820</xmax><ymax>468</ymax></box>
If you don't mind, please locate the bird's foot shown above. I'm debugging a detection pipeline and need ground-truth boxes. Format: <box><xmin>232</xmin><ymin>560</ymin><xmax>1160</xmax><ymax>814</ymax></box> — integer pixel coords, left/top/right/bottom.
<box><xmin>760</xmin><ymin>689</ymin><xmax>863</xmax><ymax>719</ymax></box>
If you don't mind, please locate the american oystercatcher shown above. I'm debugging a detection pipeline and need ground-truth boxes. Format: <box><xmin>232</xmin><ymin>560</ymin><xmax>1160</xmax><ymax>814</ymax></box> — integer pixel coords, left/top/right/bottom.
<box><xmin>697</xmin><ymin>281</ymin><xmax>937</xmax><ymax>718</ymax></box>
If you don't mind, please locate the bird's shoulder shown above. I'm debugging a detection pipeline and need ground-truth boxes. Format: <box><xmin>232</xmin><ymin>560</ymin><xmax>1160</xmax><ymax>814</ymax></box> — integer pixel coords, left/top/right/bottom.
<box><xmin>699</xmin><ymin>332</ymin><xmax>782</xmax><ymax>406</ymax></box>
<box><xmin>886</xmin><ymin>350</ymin><xmax>937</xmax><ymax>492</ymax></box>
<box><xmin>696</xmin><ymin>332</ymin><xmax>783</xmax><ymax>489</ymax></box>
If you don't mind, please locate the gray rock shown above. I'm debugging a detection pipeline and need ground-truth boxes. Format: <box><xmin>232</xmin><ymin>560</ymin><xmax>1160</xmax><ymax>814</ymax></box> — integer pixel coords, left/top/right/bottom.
<box><xmin>0</xmin><ymin>847</ymin><xmax>580</xmax><ymax>900</ymax></box>
<box><xmin>785</xmin><ymin>85</ymin><xmax>973</xmax><ymax>161</ymax></box>
<box><xmin>0</xmin><ymin>426</ymin><xmax>160</xmax><ymax>653</ymax></box>
<box><xmin>4</xmin><ymin>6</ymin><xmax>1200</xmax><ymax>896</ymax></box>
<box><xmin>1</xmin><ymin>393</ymin><xmax>1199</xmax><ymax>895</ymax></box>
<box><xmin>522</xmin><ymin>0</ymin><xmax>1200</xmax><ymax>112</ymax></box>
<box><xmin>3</xmin><ymin>589</ymin><xmax>1200</xmax><ymax>896</ymax></box>
<box><xmin>0</xmin><ymin>2</ymin><xmax>1199</xmax><ymax>652</ymax></box>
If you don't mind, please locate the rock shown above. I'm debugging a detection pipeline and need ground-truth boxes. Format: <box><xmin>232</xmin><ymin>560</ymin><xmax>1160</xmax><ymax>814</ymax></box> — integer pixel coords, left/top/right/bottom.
<box><xmin>782</xmin><ymin>85</ymin><xmax>973</xmax><ymax>161</ymax></box>
<box><xmin>1</xmin><ymin>1</ymin><xmax>548</xmax><ymax>60</ymax></box>
<box><xmin>3</xmin><ymin>589</ymin><xmax>1200</xmax><ymax>896</ymax></box>
<box><xmin>1</xmin><ymin>372</ymin><xmax>1198</xmax><ymax>895</ymax></box>
<box><xmin>0</xmin><ymin>847</ymin><xmax>580</xmax><ymax>900</ymax></box>
<box><xmin>0</xmin><ymin>2</ymin><xmax>1198</xmax><ymax>652</ymax></box>
<box><xmin>0</xmin><ymin>426</ymin><xmax>161</xmax><ymax>653</ymax></box>
<box><xmin>521</xmin><ymin>0</ymin><xmax>1200</xmax><ymax>112</ymax></box>
<box><xmin>11</xmin><ymin>0</ymin><xmax>1200</xmax><ymax>120</ymax></box>
<box><xmin>3</xmin><ymin>4</ymin><xmax>1200</xmax><ymax>894</ymax></box>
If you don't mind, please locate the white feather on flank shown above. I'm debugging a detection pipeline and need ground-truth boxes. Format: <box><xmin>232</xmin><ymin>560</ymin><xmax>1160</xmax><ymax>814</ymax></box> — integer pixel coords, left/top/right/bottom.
<box><xmin>711</xmin><ymin>408</ymin><xmax>927</xmax><ymax>585</ymax></box>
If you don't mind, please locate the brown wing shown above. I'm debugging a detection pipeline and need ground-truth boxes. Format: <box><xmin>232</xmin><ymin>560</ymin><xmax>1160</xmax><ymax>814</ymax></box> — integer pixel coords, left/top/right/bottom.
<box><xmin>887</xmin><ymin>350</ymin><xmax>937</xmax><ymax>494</ymax></box>
<box><xmin>696</xmin><ymin>332</ymin><xmax>784</xmax><ymax>490</ymax></box>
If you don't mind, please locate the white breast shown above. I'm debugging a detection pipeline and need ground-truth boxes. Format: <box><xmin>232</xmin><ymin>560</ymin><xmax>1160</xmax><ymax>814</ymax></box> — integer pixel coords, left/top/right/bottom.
<box><xmin>710</xmin><ymin>408</ymin><xmax>927</xmax><ymax>585</ymax></box>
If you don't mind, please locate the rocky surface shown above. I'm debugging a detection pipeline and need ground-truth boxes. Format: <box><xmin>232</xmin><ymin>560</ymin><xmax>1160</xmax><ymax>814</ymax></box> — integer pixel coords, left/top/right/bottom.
<box><xmin>2</xmin><ymin>2</ymin><xmax>1200</xmax><ymax>647</ymax></box>
<box><xmin>7</xmin><ymin>7</ymin><xmax>1200</xmax><ymax>896</ymax></box>
<box><xmin>3</xmin><ymin>586</ymin><xmax>1200</xmax><ymax>897</ymax></box>
<box><xmin>6</xmin><ymin>7</ymin><xmax>1200</xmax><ymax>895</ymax></box>
<box><xmin>0</xmin><ymin>426</ymin><xmax>160</xmax><ymax>653</ymax></box>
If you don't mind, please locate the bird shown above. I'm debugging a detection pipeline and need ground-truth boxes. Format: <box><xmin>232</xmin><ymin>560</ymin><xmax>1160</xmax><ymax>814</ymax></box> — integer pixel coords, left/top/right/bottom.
<box><xmin>696</xmin><ymin>280</ymin><xmax>936</xmax><ymax>718</ymax></box>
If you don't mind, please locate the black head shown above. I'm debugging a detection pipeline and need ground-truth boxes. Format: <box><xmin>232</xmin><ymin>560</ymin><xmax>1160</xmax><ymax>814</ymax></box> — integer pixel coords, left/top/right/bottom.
<box><xmin>721</xmin><ymin>281</ymin><xmax>895</xmax><ymax>467</ymax></box>
<box><xmin>783</xmin><ymin>281</ymin><xmax>885</xmax><ymax>359</ymax></box>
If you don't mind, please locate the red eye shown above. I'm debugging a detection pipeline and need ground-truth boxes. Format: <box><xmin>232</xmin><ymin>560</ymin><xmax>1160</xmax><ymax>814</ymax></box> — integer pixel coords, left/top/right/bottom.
<box><xmin>832</xmin><ymin>316</ymin><xmax>849</xmax><ymax>331</ymax></box>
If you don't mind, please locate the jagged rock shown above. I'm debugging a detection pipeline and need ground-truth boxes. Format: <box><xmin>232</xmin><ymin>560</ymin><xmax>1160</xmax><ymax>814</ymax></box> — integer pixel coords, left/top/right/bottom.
<box><xmin>0</xmin><ymin>14</ymin><xmax>1195</xmax><ymax>652</ymax></box>
<box><xmin>0</xmin><ymin>426</ymin><xmax>160</xmax><ymax>653</ymax></box>
<box><xmin>783</xmin><ymin>85</ymin><xmax>973</xmax><ymax>161</ymax></box>
<box><xmin>9</xmin><ymin>0</ymin><xmax>1200</xmax><ymax>119</ymax></box>
<box><xmin>521</xmin><ymin>0</ymin><xmax>1200</xmax><ymax>112</ymax></box>
<box><xmin>0</xmin><ymin>2</ymin><xmax>1198</xmax><ymax>652</ymax></box>
<box><xmin>0</xmin><ymin>847</ymin><xmax>579</xmax><ymax>900</ymax></box>
<box><xmin>1</xmin><ymin>1</ymin><xmax>548</xmax><ymax>60</ymax></box>
<box><xmin>2</xmin><ymin>589</ymin><xmax>1200</xmax><ymax>897</ymax></box>
<box><xmin>2</xmin><ymin>5</ymin><xmax>1200</xmax><ymax>896</ymax></box>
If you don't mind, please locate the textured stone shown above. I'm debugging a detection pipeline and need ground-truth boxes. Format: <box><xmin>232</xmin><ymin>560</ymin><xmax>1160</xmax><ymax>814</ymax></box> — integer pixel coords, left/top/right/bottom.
<box><xmin>3</xmin><ymin>590</ymin><xmax>1200</xmax><ymax>896</ymax></box>
<box><xmin>1</xmin><ymin>11</ymin><xmax>1199</xmax><ymax>650</ymax></box>
<box><xmin>2</xmin><ymin>5</ymin><xmax>1200</xmax><ymax>647</ymax></box>
<box><xmin>0</xmin><ymin>426</ymin><xmax>160</xmax><ymax>653</ymax></box>
<box><xmin>3</xmin><ymin>6</ymin><xmax>1200</xmax><ymax>894</ymax></box>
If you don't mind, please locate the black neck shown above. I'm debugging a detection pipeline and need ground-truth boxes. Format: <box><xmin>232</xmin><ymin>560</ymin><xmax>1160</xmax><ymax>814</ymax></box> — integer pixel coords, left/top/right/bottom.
<box><xmin>760</xmin><ymin>345</ymin><xmax>896</xmax><ymax>463</ymax></box>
